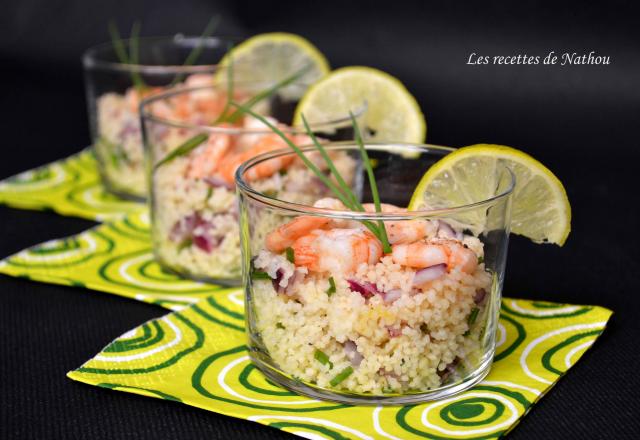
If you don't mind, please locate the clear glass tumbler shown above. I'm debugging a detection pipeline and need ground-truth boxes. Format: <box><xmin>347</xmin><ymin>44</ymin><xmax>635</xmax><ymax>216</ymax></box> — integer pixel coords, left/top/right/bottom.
<box><xmin>141</xmin><ymin>85</ymin><xmax>366</xmax><ymax>285</ymax></box>
<box><xmin>237</xmin><ymin>142</ymin><xmax>514</xmax><ymax>404</ymax></box>
<box><xmin>83</xmin><ymin>35</ymin><xmax>233</xmax><ymax>199</ymax></box>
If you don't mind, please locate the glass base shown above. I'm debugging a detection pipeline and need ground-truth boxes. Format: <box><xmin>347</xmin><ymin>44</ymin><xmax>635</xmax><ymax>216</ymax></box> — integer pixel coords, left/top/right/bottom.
<box><xmin>102</xmin><ymin>180</ymin><xmax>148</xmax><ymax>202</ymax></box>
<box><xmin>249</xmin><ymin>351</ymin><xmax>493</xmax><ymax>406</ymax></box>
<box><xmin>155</xmin><ymin>255</ymin><xmax>242</xmax><ymax>287</ymax></box>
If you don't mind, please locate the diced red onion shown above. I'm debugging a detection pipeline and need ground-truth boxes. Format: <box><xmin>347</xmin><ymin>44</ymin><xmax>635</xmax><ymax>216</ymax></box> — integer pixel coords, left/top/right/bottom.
<box><xmin>344</xmin><ymin>341</ymin><xmax>363</xmax><ymax>367</ymax></box>
<box><xmin>204</xmin><ymin>176</ymin><xmax>234</xmax><ymax>190</ymax></box>
<box><xmin>387</xmin><ymin>327</ymin><xmax>402</xmax><ymax>338</ymax></box>
<box><xmin>413</xmin><ymin>264</ymin><xmax>447</xmax><ymax>286</ymax></box>
<box><xmin>192</xmin><ymin>233</ymin><xmax>219</xmax><ymax>253</ymax></box>
<box><xmin>285</xmin><ymin>270</ymin><xmax>306</xmax><ymax>295</ymax></box>
<box><xmin>438</xmin><ymin>220</ymin><xmax>463</xmax><ymax>241</ymax></box>
<box><xmin>383</xmin><ymin>289</ymin><xmax>403</xmax><ymax>304</ymax></box>
<box><xmin>169</xmin><ymin>213</ymin><xmax>200</xmax><ymax>242</ymax></box>
<box><xmin>474</xmin><ymin>288</ymin><xmax>487</xmax><ymax>304</ymax></box>
<box><xmin>347</xmin><ymin>280</ymin><xmax>380</xmax><ymax>299</ymax></box>
<box><xmin>271</xmin><ymin>269</ymin><xmax>285</xmax><ymax>294</ymax></box>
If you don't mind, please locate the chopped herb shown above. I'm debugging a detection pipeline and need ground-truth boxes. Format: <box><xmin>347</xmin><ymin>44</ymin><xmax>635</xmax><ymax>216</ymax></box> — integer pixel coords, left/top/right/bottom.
<box><xmin>314</xmin><ymin>349</ymin><xmax>333</xmax><ymax>368</ymax></box>
<box><xmin>177</xmin><ymin>237</ymin><xmax>193</xmax><ymax>252</ymax></box>
<box><xmin>205</xmin><ymin>186</ymin><xmax>213</xmax><ymax>201</ymax></box>
<box><xmin>250</xmin><ymin>270</ymin><xmax>271</xmax><ymax>280</ymax></box>
<box><xmin>477</xmin><ymin>255</ymin><xmax>484</xmax><ymax>264</ymax></box>
<box><xmin>326</xmin><ymin>277</ymin><xmax>336</xmax><ymax>296</ymax></box>
<box><xmin>276</xmin><ymin>322</ymin><xmax>285</xmax><ymax>329</ymax></box>
<box><xmin>154</xmin><ymin>133</ymin><xmax>209</xmax><ymax>170</ymax></box>
<box><xmin>169</xmin><ymin>16</ymin><xmax>221</xmax><ymax>86</ymax></box>
<box><xmin>329</xmin><ymin>366</ymin><xmax>354</xmax><ymax>387</ymax></box>
<box><xmin>285</xmin><ymin>247</ymin><xmax>295</xmax><ymax>263</ymax></box>
<box><xmin>468</xmin><ymin>307</ymin><xmax>479</xmax><ymax>326</ymax></box>
<box><xmin>420</xmin><ymin>323</ymin><xmax>429</xmax><ymax>334</ymax></box>
<box><xmin>278</xmin><ymin>169</ymin><xmax>288</xmax><ymax>176</ymax></box>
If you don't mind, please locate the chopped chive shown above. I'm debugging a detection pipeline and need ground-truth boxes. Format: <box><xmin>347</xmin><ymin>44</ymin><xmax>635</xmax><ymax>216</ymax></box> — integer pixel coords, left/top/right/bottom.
<box><xmin>205</xmin><ymin>186</ymin><xmax>213</xmax><ymax>201</ymax></box>
<box><xmin>250</xmin><ymin>270</ymin><xmax>271</xmax><ymax>280</ymax></box>
<box><xmin>170</xmin><ymin>16</ymin><xmax>221</xmax><ymax>86</ymax></box>
<box><xmin>326</xmin><ymin>277</ymin><xmax>336</xmax><ymax>296</ymax></box>
<box><xmin>276</xmin><ymin>322</ymin><xmax>285</xmax><ymax>329</ymax></box>
<box><xmin>222</xmin><ymin>64</ymin><xmax>312</xmax><ymax>124</ymax></box>
<box><xmin>177</xmin><ymin>237</ymin><xmax>192</xmax><ymax>252</ymax></box>
<box><xmin>468</xmin><ymin>307</ymin><xmax>479</xmax><ymax>326</ymax></box>
<box><xmin>477</xmin><ymin>255</ymin><xmax>484</xmax><ymax>264</ymax></box>
<box><xmin>154</xmin><ymin>133</ymin><xmax>208</xmax><ymax>170</ymax></box>
<box><xmin>329</xmin><ymin>366</ymin><xmax>354</xmax><ymax>387</ymax></box>
<box><xmin>350</xmin><ymin>112</ymin><xmax>391</xmax><ymax>253</ymax></box>
<box><xmin>314</xmin><ymin>349</ymin><xmax>333</xmax><ymax>368</ymax></box>
<box><xmin>285</xmin><ymin>247</ymin><xmax>295</xmax><ymax>263</ymax></box>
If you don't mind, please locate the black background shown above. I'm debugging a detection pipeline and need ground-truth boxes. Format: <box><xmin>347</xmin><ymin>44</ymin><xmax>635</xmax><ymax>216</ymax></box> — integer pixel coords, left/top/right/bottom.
<box><xmin>1</xmin><ymin>1</ymin><xmax>639</xmax><ymax>439</ymax></box>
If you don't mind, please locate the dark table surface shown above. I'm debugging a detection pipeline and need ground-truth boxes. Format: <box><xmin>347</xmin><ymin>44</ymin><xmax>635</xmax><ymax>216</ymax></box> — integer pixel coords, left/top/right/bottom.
<box><xmin>1</xmin><ymin>1</ymin><xmax>639</xmax><ymax>439</ymax></box>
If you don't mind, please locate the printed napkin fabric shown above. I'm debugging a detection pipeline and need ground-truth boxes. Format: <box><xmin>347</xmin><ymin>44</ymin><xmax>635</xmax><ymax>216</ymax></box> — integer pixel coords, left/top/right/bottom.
<box><xmin>0</xmin><ymin>149</ymin><xmax>144</xmax><ymax>221</ymax></box>
<box><xmin>0</xmin><ymin>152</ymin><xmax>613</xmax><ymax>439</ymax></box>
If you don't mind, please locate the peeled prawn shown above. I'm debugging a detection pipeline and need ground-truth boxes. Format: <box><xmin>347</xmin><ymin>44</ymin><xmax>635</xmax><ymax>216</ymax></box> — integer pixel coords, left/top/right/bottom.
<box><xmin>392</xmin><ymin>239</ymin><xmax>478</xmax><ymax>273</ymax></box>
<box><xmin>292</xmin><ymin>228</ymin><xmax>383</xmax><ymax>274</ymax></box>
<box><xmin>265</xmin><ymin>216</ymin><xmax>331</xmax><ymax>253</ymax></box>
<box><xmin>185</xmin><ymin>133</ymin><xmax>231</xmax><ymax>179</ymax></box>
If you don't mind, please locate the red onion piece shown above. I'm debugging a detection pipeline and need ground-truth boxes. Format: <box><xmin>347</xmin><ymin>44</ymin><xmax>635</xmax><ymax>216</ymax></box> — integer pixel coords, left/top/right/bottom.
<box><xmin>169</xmin><ymin>213</ymin><xmax>200</xmax><ymax>242</ymax></box>
<box><xmin>413</xmin><ymin>264</ymin><xmax>447</xmax><ymax>286</ymax></box>
<box><xmin>383</xmin><ymin>289</ymin><xmax>403</xmax><ymax>304</ymax></box>
<box><xmin>204</xmin><ymin>176</ymin><xmax>234</xmax><ymax>190</ymax></box>
<box><xmin>438</xmin><ymin>220</ymin><xmax>463</xmax><ymax>241</ymax></box>
<box><xmin>192</xmin><ymin>233</ymin><xmax>219</xmax><ymax>253</ymax></box>
<box><xmin>344</xmin><ymin>341</ymin><xmax>363</xmax><ymax>367</ymax></box>
<box><xmin>271</xmin><ymin>268</ymin><xmax>285</xmax><ymax>294</ymax></box>
<box><xmin>347</xmin><ymin>280</ymin><xmax>380</xmax><ymax>299</ymax></box>
<box><xmin>387</xmin><ymin>327</ymin><xmax>402</xmax><ymax>338</ymax></box>
<box><xmin>474</xmin><ymin>288</ymin><xmax>487</xmax><ymax>304</ymax></box>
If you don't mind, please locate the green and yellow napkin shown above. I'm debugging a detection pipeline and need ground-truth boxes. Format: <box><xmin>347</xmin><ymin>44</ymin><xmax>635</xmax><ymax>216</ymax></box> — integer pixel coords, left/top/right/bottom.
<box><xmin>0</xmin><ymin>149</ymin><xmax>144</xmax><ymax>221</ymax></box>
<box><xmin>0</xmin><ymin>152</ymin><xmax>613</xmax><ymax>439</ymax></box>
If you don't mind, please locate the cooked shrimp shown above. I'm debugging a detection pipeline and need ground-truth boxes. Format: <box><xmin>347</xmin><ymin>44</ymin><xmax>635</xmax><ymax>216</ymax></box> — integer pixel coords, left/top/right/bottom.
<box><xmin>391</xmin><ymin>239</ymin><xmax>477</xmax><ymax>273</ymax></box>
<box><xmin>185</xmin><ymin>133</ymin><xmax>232</xmax><ymax>179</ymax></box>
<box><xmin>125</xmin><ymin>87</ymin><xmax>162</xmax><ymax>113</ymax></box>
<box><xmin>265</xmin><ymin>216</ymin><xmax>332</xmax><ymax>253</ymax></box>
<box><xmin>385</xmin><ymin>220</ymin><xmax>433</xmax><ymax>244</ymax></box>
<box><xmin>220</xmin><ymin>133</ymin><xmax>295</xmax><ymax>184</ymax></box>
<box><xmin>292</xmin><ymin>228</ymin><xmax>383</xmax><ymax>274</ymax></box>
<box><xmin>363</xmin><ymin>203</ymin><xmax>435</xmax><ymax>244</ymax></box>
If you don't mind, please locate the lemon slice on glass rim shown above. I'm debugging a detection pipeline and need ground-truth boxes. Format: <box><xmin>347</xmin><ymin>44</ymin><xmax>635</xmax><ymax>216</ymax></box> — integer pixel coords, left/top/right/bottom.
<box><xmin>409</xmin><ymin>144</ymin><xmax>571</xmax><ymax>245</ymax></box>
<box><xmin>215</xmin><ymin>32</ymin><xmax>330</xmax><ymax>101</ymax></box>
<box><xmin>293</xmin><ymin>66</ymin><xmax>426</xmax><ymax>144</ymax></box>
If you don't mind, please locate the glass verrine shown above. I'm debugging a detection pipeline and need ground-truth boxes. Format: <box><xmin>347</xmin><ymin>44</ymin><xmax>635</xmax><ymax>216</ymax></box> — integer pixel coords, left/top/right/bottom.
<box><xmin>141</xmin><ymin>84</ymin><xmax>367</xmax><ymax>285</ymax></box>
<box><xmin>83</xmin><ymin>35</ymin><xmax>235</xmax><ymax>199</ymax></box>
<box><xmin>237</xmin><ymin>142</ymin><xmax>514</xmax><ymax>405</ymax></box>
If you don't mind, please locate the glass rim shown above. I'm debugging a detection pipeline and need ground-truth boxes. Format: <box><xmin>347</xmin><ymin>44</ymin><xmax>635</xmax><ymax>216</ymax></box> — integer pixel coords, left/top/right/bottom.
<box><xmin>140</xmin><ymin>84</ymin><xmax>369</xmax><ymax>134</ymax></box>
<box><xmin>236</xmin><ymin>142</ymin><xmax>516</xmax><ymax>218</ymax></box>
<box><xmin>82</xmin><ymin>34</ymin><xmax>239</xmax><ymax>73</ymax></box>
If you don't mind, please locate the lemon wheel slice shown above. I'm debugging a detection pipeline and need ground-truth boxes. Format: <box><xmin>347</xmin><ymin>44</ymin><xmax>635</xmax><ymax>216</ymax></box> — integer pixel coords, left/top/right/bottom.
<box><xmin>293</xmin><ymin>66</ymin><xmax>425</xmax><ymax>144</ymax></box>
<box><xmin>409</xmin><ymin>144</ymin><xmax>571</xmax><ymax>245</ymax></box>
<box><xmin>215</xmin><ymin>32</ymin><xmax>330</xmax><ymax>100</ymax></box>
